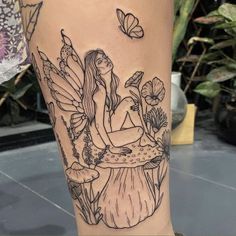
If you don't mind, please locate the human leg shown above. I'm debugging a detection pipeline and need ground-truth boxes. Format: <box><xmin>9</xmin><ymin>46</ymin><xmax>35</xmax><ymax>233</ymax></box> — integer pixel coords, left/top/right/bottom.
<box><xmin>21</xmin><ymin>0</ymin><xmax>174</xmax><ymax>235</ymax></box>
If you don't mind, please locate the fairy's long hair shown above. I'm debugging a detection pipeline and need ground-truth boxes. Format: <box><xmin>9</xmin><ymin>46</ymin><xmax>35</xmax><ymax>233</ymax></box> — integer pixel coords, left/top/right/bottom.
<box><xmin>82</xmin><ymin>49</ymin><xmax>121</xmax><ymax>123</ymax></box>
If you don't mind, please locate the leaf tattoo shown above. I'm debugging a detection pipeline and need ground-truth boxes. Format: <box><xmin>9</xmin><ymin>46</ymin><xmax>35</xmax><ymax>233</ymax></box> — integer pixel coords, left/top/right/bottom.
<box><xmin>37</xmin><ymin>30</ymin><xmax>170</xmax><ymax>229</ymax></box>
<box><xmin>46</xmin><ymin>102</ymin><xmax>56</xmax><ymax>128</ymax></box>
<box><xmin>21</xmin><ymin>1</ymin><xmax>43</xmax><ymax>41</ymax></box>
<box><xmin>31</xmin><ymin>53</ymin><xmax>42</xmax><ymax>81</ymax></box>
<box><xmin>116</xmin><ymin>8</ymin><xmax>144</xmax><ymax>39</ymax></box>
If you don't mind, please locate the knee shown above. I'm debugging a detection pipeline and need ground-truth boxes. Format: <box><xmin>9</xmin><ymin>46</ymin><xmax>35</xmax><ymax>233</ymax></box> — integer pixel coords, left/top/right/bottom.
<box><xmin>136</xmin><ymin>126</ymin><xmax>144</xmax><ymax>136</ymax></box>
<box><xmin>124</xmin><ymin>96</ymin><xmax>134</xmax><ymax>105</ymax></box>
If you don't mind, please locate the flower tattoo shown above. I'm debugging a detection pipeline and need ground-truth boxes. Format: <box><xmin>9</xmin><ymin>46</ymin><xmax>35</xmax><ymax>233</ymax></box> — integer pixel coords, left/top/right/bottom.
<box><xmin>141</xmin><ymin>77</ymin><xmax>165</xmax><ymax>106</ymax></box>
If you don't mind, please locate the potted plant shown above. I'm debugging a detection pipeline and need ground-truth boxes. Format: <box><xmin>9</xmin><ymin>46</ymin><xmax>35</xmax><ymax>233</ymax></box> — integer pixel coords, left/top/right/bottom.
<box><xmin>191</xmin><ymin>3</ymin><xmax>236</xmax><ymax>144</ymax></box>
<box><xmin>0</xmin><ymin>66</ymin><xmax>55</xmax><ymax>151</ymax></box>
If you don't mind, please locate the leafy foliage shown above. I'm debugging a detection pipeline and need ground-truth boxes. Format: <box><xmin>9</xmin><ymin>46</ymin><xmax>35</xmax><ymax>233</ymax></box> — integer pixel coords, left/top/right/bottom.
<box><xmin>194</xmin><ymin>81</ymin><xmax>221</xmax><ymax>98</ymax></box>
<box><xmin>173</xmin><ymin>0</ymin><xmax>197</xmax><ymax>61</ymax></box>
<box><xmin>190</xmin><ymin>3</ymin><xmax>236</xmax><ymax>99</ymax></box>
<box><xmin>0</xmin><ymin>66</ymin><xmax>40</xmax><ymax>126</ymax></box>
<box><xmin>82</xmin><ymin>126</ymin><xmax>107</xmax><ymax>167</ymax></box>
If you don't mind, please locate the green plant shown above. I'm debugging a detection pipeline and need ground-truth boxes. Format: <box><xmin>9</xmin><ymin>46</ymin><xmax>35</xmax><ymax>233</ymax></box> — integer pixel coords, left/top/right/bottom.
<box><xmin>0</xmin><ymin>66</ymin><xmax>31</xmax><ymax>108</ymax></box>
<box><xmin>189</xmin><ymin>3</ymin><xmax>236</xmax><ymax>101</ymax></box>
<box><xmin>173</xmin><ymin>0</ymin><xmax>199</xmax><ymax>62</ymax></box>
<box><xmin>0</xmin><ymin>65</ymin><xmax>40</xmax><ymax>125</ymax></box>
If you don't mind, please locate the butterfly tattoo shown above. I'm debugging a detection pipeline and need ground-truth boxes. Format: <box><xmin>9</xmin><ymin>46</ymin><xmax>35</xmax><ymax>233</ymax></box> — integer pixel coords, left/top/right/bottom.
<box><xmin>116</xmin><ymin>8</ymin><xmax>144</xmax><ymax>39</ymax></box>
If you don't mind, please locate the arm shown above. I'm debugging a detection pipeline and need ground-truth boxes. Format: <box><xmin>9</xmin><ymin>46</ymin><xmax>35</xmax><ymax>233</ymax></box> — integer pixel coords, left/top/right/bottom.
<box><xmin>93</xmin><ymin>89</ymin><xmax>132</xmax><ymax>155</ymax></box>
<box><xmin>93</xmin><ymin>88</ymin><xmax>113</xmax><ymax>147</ymax></box>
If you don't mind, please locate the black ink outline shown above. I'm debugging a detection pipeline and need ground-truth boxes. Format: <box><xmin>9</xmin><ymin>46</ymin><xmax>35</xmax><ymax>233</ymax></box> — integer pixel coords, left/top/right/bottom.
<box><xmin>21</xmin><ymin>1</ymin><xmax>43</xmax><ymax>41</ymax></box>
<box><xmin>144</xmin><ymin>107</ymin><xmax>168</xmax><ymax>135</ymax></box>
<box><xmin>66</xmin><ymin>162</ymin><xmax>103</xmax><ymax>225</ymax></box>
<box><xmin>56</xmin><ymin>133</ymin><xmax>68</xmax><ymax>167</ymax></box>
<box><xmin>116</xmin><ymin>8</ymin><xmax>144</xmax><ymax>39</ymax></box>
<box><xmin>31</xmin><ymin>53</ymin><xmax>42</xmax><ymax>81</ymax></box>
<box><xmin>141</xmin><ymin>77</ymin><xmax>166</xmax><ymax>106</ymax></box>
<box><xmin>37</xmin><ymin>30</ymin><xmax>170</xmax><ymax>229</ymax></box>
<box><xmin>46</xmin><ymin>102</ymin><xmax>56</xmax><ymax>128</ymax></box>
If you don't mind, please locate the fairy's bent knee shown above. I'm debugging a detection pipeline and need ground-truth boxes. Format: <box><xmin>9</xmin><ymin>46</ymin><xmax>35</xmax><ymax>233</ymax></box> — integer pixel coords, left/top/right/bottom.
<box><xmin>124</xmin><ymin>96</ymin><xmax>134</xmax><ymax>105</ymax></box>
<box><xmin>137</xmin><ymin>126</ymin><xmax>144</xmax><ymax>136</ymax></box>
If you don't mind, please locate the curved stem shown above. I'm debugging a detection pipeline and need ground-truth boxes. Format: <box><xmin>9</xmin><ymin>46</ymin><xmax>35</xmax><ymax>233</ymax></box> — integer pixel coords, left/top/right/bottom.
<box><xmin>184</xmin><ymin>48</ymin><xmax>207</xmax><ymax>93</ymax></box>
<box><xmin>81</xmin><ymin>184</ymin><xmax>97</xmax><ymax>224</ymax></box>
<box><xmin>221</xmin><ymin>86</ymin><xmax>236</xmax><ymax>96</ymax></box>
<box><xmin>137</xmin><ymin>89</ymin><xmax>149</xmax><ymax>133</ymax></box>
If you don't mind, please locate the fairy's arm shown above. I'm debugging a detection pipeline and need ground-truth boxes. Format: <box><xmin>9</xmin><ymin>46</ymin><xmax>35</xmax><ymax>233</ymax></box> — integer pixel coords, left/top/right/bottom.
<box><xmin>93</xmin><ymin>87</ymin><xmax>131</xmax><ymax>155</ymax></box>
<box><xmin>93</xmin><ymin>87</ymin><xmax>113</xmax><ymax>147</ymax></box>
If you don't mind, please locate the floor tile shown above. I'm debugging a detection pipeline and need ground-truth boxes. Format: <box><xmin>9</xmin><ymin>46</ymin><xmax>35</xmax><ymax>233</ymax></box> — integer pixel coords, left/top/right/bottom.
<box><xmin>0</xmin><ymin>117</ymin><xmax>236</xmax><ymax>236</ymax></box>
<box><xmin>170</xmin><ymin>168</ymin><xmax>236</xmax><ymax>236</ymax></box>
<box><xmin>0</xmin><ymin>143</ymin><xmax>74</xmax><ymax>214</ymax></box>
<box><xmin>0</xmin><ymin>173</ymin><xmax>77</xmax><ymax>236</ymax></box>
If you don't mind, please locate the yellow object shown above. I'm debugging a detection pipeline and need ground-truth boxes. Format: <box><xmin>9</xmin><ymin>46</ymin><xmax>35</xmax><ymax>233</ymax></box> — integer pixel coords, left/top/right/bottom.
<box><xmin>171</xmin><ymin>104</ymin><xmax>197</xmax><ymax>145</ymax></box>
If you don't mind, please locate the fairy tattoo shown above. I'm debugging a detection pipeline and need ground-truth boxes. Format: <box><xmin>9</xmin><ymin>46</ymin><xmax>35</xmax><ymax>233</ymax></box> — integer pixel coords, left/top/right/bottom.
<box><xmin>37</xmin><ymin>29</ymin><xmax>170</xmax><ymax>229</ymax></box>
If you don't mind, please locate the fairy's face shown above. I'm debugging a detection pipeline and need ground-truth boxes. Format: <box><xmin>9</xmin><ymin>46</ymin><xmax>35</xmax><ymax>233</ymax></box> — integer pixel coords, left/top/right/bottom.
<box><xmin>95</xmin><ymin>52</ymin><xmax>113</xmax><ymax>75</ymax></box>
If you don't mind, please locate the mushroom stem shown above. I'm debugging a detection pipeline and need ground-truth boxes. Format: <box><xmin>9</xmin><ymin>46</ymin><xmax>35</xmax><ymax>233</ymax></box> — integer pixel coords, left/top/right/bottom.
<box><xmin>89</xmin><ymin>182</ymin><xmax>95</xmax><ymax>212</ymax></box>
<box><xmin>99</xmin><ymin>166</ymin><xmax>155</xmax><ymax>229</ymax></box>
<box><xmin>151</xmin><ymin>170</ymin><xmax>156</xmax><ymax>197</ymax></box>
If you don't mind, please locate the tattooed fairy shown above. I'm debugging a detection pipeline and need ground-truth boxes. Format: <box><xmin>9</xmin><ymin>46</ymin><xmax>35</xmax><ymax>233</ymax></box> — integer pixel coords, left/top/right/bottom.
<box><xmin>82</xmin><ymin>49</ymin><xmax>157</xmax><ymax>155</ymax></box>
<box><xmin>38</xmin><ymin>30</ymin><xmax>170</xmax><ymax>229</ymax></box>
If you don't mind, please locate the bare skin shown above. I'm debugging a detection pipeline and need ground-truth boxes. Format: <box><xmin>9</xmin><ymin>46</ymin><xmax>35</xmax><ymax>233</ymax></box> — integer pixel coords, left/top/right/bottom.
<box><xmin>91</xmin><ymin>58</ymin><xmax>144</xmax><ymax>154</ymax></box>
<box><xmin>21</xmin><ymin>0</ymin><xmax>174</xmax><ymax>235</ymax></box>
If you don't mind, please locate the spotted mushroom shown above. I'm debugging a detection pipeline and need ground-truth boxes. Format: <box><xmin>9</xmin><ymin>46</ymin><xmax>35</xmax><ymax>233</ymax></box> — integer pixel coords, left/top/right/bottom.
<box><xmin>97</xmin><ymin>144</ymin><xmax>163</xmax><ymax>229</ymax></box>
<box><xmin>66</xmin><ymin>162</ymin><xmax>99</xmax><ymax>183</ymax></box>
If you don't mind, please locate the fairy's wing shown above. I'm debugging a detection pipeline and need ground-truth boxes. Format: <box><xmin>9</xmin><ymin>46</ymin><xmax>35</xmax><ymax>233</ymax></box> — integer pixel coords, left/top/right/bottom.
<box><xmin>58</xmin><ymin>30</ymin><xmax>85</xmax><ymax>92</ymax></box>
<box><xmin>38</xmin><ymin>50</ymin><xmax>84</xmax><ymax>113</ymax></box>
<box><xmin>38</xmin><ymin>30</ymin><xmax>87</xmax><ymax>138</ymax></box>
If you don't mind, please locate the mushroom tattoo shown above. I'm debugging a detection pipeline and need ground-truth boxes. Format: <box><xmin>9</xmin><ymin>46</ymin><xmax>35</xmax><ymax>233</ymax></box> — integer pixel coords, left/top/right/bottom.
<box><xmin>38</xmin><ymin>30</ymin><xmax>170</xmax><ymax>229</ymax></box>
<box><xmin>97</xmin><ymin>145</ymin><xmax>163</xmax><ymax>228</ymax></box>
<box><xmin>66</xmin><ymin>162</ymin><xmax>102</xmax><ymax>225</ymax></box>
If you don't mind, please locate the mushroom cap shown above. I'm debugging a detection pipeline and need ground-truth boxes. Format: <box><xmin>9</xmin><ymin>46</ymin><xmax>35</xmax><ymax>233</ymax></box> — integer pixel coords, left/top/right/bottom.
<box><xmin>96</xmin><ymin>142</ymin><xmax>163</xmax><ymax>169</ymax></box>
<box><xmin>66</xmin><ymin>162</ymin><xmax>99</xmax><ymax>183</ymax></box>
<box><xmin>143</xmin><ymin>156</ymin><xmax>163</xmax><ymax>170</ymax></box>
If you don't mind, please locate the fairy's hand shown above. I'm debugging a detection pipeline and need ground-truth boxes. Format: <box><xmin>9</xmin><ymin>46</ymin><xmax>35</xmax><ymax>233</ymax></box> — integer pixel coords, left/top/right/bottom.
<box><xmin>130</xmin><ymin>100</ymin><xmax>139</xmax><ymax>111</ymax></box>
<box><xmin>109</xmin><ymin>146</ymin><xmax>132</xmax><ymax>156</ymax></box>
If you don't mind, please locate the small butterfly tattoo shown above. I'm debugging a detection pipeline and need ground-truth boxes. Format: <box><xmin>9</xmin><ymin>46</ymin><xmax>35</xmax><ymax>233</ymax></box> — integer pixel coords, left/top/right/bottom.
<box><xmin>116</xmin><ymin>8</ymin><xmax>144</xmax><ymax>39</ymax></box>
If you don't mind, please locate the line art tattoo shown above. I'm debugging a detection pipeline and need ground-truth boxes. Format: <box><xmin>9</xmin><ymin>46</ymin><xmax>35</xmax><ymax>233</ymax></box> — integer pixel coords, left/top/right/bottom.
<box><xmin>20</xmin><ymin>1</ymin><xmax>43</xmax><ymax>41</ymax></box>
<box><xmin>37</xmin><ymin>29</ymin><xmax>169</xmax><ymax>229</ymax></box>
<box><xmin>56</xmin><ymin>133</ymin><xmax>68</xmax><ymax>168</ymax></box>
<box><xmin>31</xmin><ymin>53</ymin><xmax>42</xmax><ymax>81</ymax></box>
<box><xmin>46</xmin><ymin>102</ymin><xmax>56</xmax><ymax>128</ymax></box>
<box><xmin>116</xmin><ymin>8</ymin><xmax>144</xmax><ymax>39</ymax></box>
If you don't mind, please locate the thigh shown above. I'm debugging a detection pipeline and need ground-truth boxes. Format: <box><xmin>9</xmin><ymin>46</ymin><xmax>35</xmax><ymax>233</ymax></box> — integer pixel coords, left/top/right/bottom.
<box><xmin>108</xmin><ymin>127</ymin><xmax>142</xmax><ymax>147</ymax></box>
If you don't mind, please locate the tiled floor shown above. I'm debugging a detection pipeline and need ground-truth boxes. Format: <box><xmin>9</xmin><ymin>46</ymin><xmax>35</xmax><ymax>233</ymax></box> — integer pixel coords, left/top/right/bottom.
<box><xmin>0</xmin><ymin>119</ymin><xmax>236</xmax><ymax>236</ymax></box>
